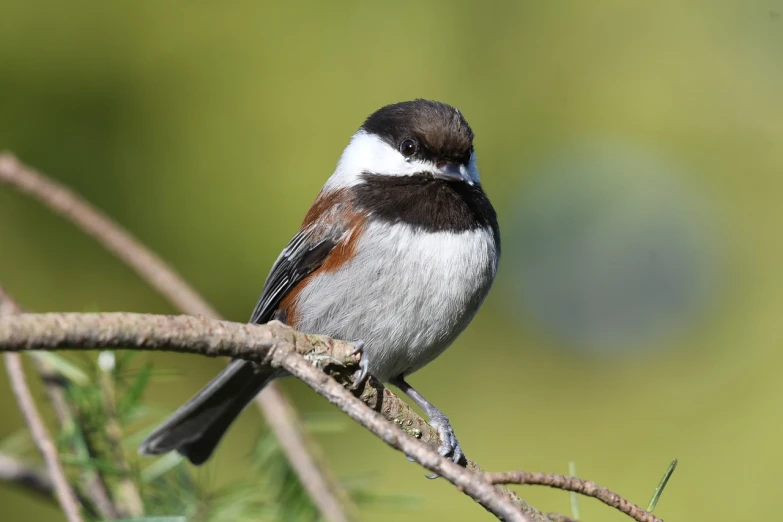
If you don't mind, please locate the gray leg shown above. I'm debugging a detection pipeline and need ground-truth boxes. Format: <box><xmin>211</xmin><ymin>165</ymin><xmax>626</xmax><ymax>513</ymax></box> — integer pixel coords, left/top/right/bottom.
<box><xmin>349</xmin><ymin>340</ymin><xmax>368</xmax><ymax>390</ymax></box>
<box><xmin>390</xmin><ymin>376</ymin><xmax>465</xmax><ymax>473</ymax></box>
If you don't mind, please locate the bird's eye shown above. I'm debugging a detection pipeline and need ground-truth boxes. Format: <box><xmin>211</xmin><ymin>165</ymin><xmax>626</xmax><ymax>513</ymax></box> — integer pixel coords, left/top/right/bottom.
<box><xmin>400</xmin><ymin>139</ymin><xmax>417</xmax><ymax>157</ymax></box>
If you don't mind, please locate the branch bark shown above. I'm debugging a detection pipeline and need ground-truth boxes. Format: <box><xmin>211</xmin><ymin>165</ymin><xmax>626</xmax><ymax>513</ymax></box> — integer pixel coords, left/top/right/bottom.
<box><xmin>0</xmin><ymin>151</ymin><xmax>353</xmax><ymax>522</ymax></box>
<box><xmin>485</xmin><ymin>472</ymin><xmax>662</xmax><ymax>522</ymax></box>
<box><xmin>0</xmin><ymin>312</ymin><xmax>534</xmax><ymax>522</ymax></box>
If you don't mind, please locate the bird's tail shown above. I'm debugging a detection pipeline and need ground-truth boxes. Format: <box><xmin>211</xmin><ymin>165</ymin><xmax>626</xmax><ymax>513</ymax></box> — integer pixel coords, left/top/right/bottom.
<box><xmin>138</xmin><ymin>360</ymin><xmax>275</xmax><ymax>465</ymax></box>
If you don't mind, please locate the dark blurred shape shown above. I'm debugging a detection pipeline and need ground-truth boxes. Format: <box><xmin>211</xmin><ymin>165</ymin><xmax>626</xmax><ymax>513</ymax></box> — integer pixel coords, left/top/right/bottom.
<box><xmin>508</xmin><ymin>139</ymin><xmax>720</xmax><ymax>353</ymax></box>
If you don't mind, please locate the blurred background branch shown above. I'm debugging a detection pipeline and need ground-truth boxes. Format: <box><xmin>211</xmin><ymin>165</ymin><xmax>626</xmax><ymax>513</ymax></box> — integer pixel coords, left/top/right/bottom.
<box><xmin>0</xmin><ymin>289</ymin><xmax>83</xmax><ymax>522</ymax></box>
<box><xmin>4</xmin><ymin>353</ymin><xmax>84</xmax><ymax>522</ymax></box>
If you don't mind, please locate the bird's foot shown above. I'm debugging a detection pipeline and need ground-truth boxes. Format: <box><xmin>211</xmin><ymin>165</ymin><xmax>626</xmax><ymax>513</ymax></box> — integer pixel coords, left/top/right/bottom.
<box><xmin>424</xmin><ymin>412</ymin><xmax>464</xmax><ymax>478</ymax></box>
<box><xmin>348</xmin><ymin>340</ymin><xmax>368</xmax><ymax>390</ymax></box>
<box><xmin>389</xmin><ymin>377</ymin><xmax>467</xmax><ymax>477</ymax></box>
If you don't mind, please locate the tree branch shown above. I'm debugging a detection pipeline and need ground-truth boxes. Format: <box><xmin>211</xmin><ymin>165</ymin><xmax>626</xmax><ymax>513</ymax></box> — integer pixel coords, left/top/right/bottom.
<box><xmin>1</xmin><ymin>305</ymin><xmax>83</xmax><ymax>521</ymax></box>
<box><xmin>0</xmin><ymin>151</ymin><xmax>353</xmax><ymax>522</ymax></box>
<box><xmin>0</xmin><ymin>312</ymin><xmax>534</xmax><ymax>522</ymax></box>
<box><xmin>485</xmin><ymin>472</ymin><xmax>663</xmax><ymax>522</ymax></box>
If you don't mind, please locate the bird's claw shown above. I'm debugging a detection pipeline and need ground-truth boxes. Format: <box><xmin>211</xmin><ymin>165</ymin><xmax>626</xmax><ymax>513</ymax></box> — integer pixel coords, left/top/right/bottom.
<box><xmin>424</xmin><ymin>413</ymin><xmax>464</xmax><ymax>479</ymax></box>
<box><xmin>349</xmin><ymin>340</ymin><xmax>368</xmax><ymax>390</ymax></box>
<box><xmin>349</xmin><ymin>339</ymin><xmax>365</xmax><ymax>357</ymax></box>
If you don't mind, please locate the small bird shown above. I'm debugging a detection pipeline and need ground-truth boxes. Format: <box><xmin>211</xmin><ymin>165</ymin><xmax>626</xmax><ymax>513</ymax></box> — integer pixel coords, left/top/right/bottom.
<box><xmin>139</xmin><ymin>99</ymin><xmax>500</xmax><ymax>466</ymax></box>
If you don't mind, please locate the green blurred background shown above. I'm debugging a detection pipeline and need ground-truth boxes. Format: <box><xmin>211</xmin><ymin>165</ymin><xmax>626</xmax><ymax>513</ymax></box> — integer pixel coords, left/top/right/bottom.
<box><xmin>1</xmin><ymin>1</ymin><xmax>782</xmax><ymax>520</ymax></box>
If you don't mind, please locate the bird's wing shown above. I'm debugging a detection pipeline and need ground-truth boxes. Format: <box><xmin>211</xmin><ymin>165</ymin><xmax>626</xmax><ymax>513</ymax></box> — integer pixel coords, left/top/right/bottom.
<box><xmin>248</xmin><ymin>218</ymin><xmax>347</xmax><ymax>325</ymax></box>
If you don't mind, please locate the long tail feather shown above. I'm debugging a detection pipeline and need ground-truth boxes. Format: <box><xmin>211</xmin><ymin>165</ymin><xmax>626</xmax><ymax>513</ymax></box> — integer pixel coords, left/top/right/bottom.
<box><xmin>139</xmin><ymin>360</ymin><xmax>275</xmax><ymax>465</ymax></box>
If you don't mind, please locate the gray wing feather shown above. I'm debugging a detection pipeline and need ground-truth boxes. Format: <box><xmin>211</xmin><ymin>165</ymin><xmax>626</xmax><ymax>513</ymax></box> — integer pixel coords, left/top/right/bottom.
<box><xmin>248</xmin><ymin>224</ymin><xmax>343</xmax><ymax>325</ymax></box>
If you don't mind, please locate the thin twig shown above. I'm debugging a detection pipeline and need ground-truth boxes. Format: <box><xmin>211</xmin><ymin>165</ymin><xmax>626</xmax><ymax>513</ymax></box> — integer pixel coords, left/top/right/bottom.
<box><xmin>485</xmin><ymin>471</ymin><xmax>663</xmax><ymax>522</ymax></box>
<box><xmin>0</xmin><ymin>312</ymin><xmax>539</xmax><ymax>522</ymax></box>
<box><xmin>3</xmin><ymin>357</ymin><xmax>84</xmax><ymax>522</ymax></box>
<box><xmin>0</xmin><ymin>451</ymin><xmax>54</xmax><ymax>498</ymax></box>
<box><xmin>0</xmin><ymin>290</ymin><xmax>84</xmax><ymax>522</ymax></box>
<box><xmin>0</xmin><ymin>287</ymin><xmax>119</xmax><ymax>519</ymax></box>
<box><xmin>0</xmin><ymin>151</ymin><xmax>352</xmax><ymax>522</ymax></box>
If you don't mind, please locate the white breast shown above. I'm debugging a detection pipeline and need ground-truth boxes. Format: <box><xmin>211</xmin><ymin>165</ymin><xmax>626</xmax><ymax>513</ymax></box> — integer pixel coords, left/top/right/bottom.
<box><xmin>292</xmin><ymin>221</ymin><xmax>498</xmax><ymax>382</ymax></box>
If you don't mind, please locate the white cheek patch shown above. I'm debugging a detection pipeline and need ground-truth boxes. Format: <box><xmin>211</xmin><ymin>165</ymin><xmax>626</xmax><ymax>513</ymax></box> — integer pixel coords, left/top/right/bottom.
<box><xmin>325</xmin><ymin>130</ymin><xmax>433</xmax><ymax>190</ymax></box>
<box><xmin>324</xmin><ymin>130</ymin><xmax>481</xmax><ymax>190</ymax></box>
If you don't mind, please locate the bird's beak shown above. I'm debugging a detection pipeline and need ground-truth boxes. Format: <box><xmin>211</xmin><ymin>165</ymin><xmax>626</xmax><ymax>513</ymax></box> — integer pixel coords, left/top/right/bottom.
<box><xmin>432</xmin><ymin>162</ymin><xmax>474</xmax><ymax>185</ymax></box>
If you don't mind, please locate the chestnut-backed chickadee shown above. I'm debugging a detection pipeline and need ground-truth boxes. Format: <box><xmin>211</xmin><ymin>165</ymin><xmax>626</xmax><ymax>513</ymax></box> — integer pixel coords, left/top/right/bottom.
<box><xmin>139</xmin><ymin>99</ymin><xmax>500</xmax><ymax>466</ymax></box>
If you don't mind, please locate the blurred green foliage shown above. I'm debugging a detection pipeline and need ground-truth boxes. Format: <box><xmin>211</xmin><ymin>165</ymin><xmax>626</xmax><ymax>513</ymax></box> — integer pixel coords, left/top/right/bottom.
<box><xmin>1</xmin><ymin>1</ymin><xmax>782</xmax><ymax>521</ymax></box>
<box><xmin>0</xmin><ymin>350</ymin><xmax>391</xmax><ymax>522</ymax></box>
